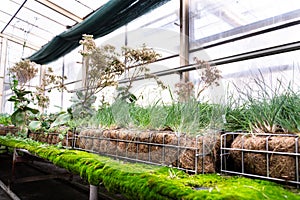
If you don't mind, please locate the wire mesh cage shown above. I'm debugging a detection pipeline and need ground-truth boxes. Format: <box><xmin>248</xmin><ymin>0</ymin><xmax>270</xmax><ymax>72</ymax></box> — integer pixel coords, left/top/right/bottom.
<box><xmin>67</xmin><ymin>128</ymin><xmax>220</xmax><ymax>174</ymax></box>
<box><xmin>221</xmin><ymin>132</ymin><xmax>300</xmax><ymax>185</ymax></box>
<box><xmin>0</xmin><ymin>126</ymin><xmax>19</xmax><ymax>136</ymax></box>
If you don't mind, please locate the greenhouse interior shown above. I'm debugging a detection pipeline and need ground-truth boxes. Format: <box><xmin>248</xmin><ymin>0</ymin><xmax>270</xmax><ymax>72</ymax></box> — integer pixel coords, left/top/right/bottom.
<box><xmin>0</xmin><ymin>0</ymin><xmax>300</xmax><ymax>199</ymax></box>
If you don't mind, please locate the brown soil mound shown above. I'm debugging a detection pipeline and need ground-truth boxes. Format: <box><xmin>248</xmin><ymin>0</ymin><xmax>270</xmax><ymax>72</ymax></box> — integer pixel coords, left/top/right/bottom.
<box><xmin>76</xmin><ymin>128</ymin><xmax>219</xmax><ymax>173</ymax></box>
<box><xmin>100</xmin><ymin>129</ymin><xmax>118</xmax><ymax>154</ymax></box>
<box><xmin>77</xmin><ymin>129</ymin><xmax>88</xmax><ymax>149</ymax></box>
<box><xmin>179</xmin><ymin>133</ymin><xmax>219</xmax><ymax>173</ymax></box>
<box><xmin>0</xmin><ymin>126</ymin><xmax>18</xmax><ymax>135</ymax></box>
<box><xmin>61</xmin><ymin>131</ymin><xmax>74</xmax><ymax>147</ymax></box>
<box><xmin>28</xmin><ymin>130</ymin><xmax>74</xmax><ymax>146</ymax></box>
<box><xmin>230</xmin><ymin>134</ymin><xmax>300</xmax><ymax>180</ymax></box>
<box><xmin>149</xmin><ymin>131</ymin><xmax>179</xmax><ymax>165</ymax></box>
<box><xmin>92</xmin><ymin>129</ymin><xmax>102</xmax><ymax>152</ymax></box>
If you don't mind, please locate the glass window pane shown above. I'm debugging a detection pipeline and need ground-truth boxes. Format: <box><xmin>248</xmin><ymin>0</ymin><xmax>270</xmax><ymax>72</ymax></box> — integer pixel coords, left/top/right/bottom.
<box><xmin>190</xmin><ymin>0</ymin><xmax>300</xmax><ymax>48</ymax></box>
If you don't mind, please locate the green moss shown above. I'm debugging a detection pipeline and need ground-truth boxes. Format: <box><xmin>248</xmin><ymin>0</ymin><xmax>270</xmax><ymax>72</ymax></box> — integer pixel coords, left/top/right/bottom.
<box><xmin>0</xmin><ymin>135</ymin><xmax>299</xmax><ymax>200</ymax></box>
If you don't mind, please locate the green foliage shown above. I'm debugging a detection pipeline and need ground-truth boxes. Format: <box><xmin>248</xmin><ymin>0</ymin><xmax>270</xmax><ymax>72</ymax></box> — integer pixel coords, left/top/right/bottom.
<box><xmin>28</xmin><ymin>111</ymin><xmax>72</xmax><ymax>133</ymax></box>
<box><xmin>50</xmin><ymin>112</ymin><xmax>72</xmax><ymax>128</ymax></box>
<box><xmin>71</xmin><ymin>35</ymin><xmax>125</xmax><ymax>121</ymax></box>
<box><xmin>0</xmin><ymin>113</ymin><xmax>12</xmax><ymax>126</ymax></box>
<box><xmin>0</xmin><ymin>135</ymin><xmax>299</xmax><ymax>200</ymax></box>
<box><xmin>70</xmin><ymin>91</ymin><xmax>97</xmax><ymax>120</ymax></box>
<box><xmin>8</xmin><ymin>78</ymin><xmax>39</xmax><ymax>132</ymax></box>
<box><xmin>95</xmin><ymin>104</ymin><xmax>115</xmax><ymax>128</ymax></box>
<box><xmin>225</xmin><ymin>79</ymin><xmax>300</xmax><ymax>133</ymax></box>
<box><xmin>94</xmin><ymin>100</ymin><xmax>216</xmax><ymax>134</ymax></box>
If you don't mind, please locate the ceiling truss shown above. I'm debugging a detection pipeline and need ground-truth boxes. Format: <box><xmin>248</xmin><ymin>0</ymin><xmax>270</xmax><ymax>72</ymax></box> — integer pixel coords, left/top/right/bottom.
<box><xmin>34</xmin><ymin>0</ymin><xmax>83</xmax><ymax>23</ymax></box>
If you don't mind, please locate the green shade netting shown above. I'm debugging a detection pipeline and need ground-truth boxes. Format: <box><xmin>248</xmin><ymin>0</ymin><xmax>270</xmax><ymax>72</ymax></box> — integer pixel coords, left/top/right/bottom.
<box><xmin>28</xmin><ymin>0</ymin><xmax>170</xmax><ymax>65</ymax></box>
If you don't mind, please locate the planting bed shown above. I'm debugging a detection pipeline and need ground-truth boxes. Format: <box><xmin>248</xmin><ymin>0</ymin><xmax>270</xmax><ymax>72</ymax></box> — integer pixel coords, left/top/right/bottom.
<box><xmin>73</xmin><ymin>128</ymin><xmax>219</xmax><ymax>173</ymax></box>
<box><xmin>0</xmin><ymin>135</ymin><xmax>299</xmax><ymax>199</ymax></box>
<box><xmin>28</xmin><ymin>129</ymin><xmax>300</xmax><ymax>186</ymax></box>
<box><xmin>28</xmin><ymin>128</ymin><xmax>220</xmax><ymax>173</ymax></box>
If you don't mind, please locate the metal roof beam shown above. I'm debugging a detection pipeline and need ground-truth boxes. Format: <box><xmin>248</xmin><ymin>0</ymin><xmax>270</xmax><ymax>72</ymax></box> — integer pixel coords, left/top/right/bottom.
<box><xmin>34</xmin><ymin>0</ymin><xmax>83</xmax><ymax>23</ymax></box>
<box><xmin>9</xmin><ymin>0</ymin><xmax>67</xmax><ymax>27</ymax></box>
<box><xmin>0</xmin><ymin>33</ymin><xmax>39</xmax><ymax>50</ymax></box>
<box><xmin>1</xmin><ymin>0</ymin><xmax>28</xmax><ymax>33</ymax></box>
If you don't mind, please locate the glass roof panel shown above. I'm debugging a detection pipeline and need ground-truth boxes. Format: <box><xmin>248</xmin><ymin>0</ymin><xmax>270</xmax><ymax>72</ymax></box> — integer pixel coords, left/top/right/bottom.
<box><xmin>128</xmin><ymin>0</ymin><xmax>179</xmax><ymax>31</ymax></box>
<box><xmin>24</xmin><ymin>0</ymin><xmax>76</xmax><ymax>26</ymax></box>
<box><xmin>0</xmin><ymin>0</ymin><xmax>98</xmax><ymax>49</ymax></box>
<box><xmin>0</xmin><ymin>0</ymin><xmax>20</xmax><ymax>31</ymax></box>
<box><xmin>48</xmin><ymin>0</ymin><xmax>109</xmax><ymax>19</ymax></box>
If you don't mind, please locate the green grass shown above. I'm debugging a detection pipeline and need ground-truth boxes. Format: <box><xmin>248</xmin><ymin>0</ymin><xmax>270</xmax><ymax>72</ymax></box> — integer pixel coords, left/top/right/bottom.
<box><xmin>90</xmin><ymin>100</ymin><xmax>217</xmax><ymax>135</ymax></box>
<box><xmin>225</xmin><ymin>80</ymin><xmax>300</xmax><ymax>133</ymax></box>
<box><xmin>74</xmin><ymin>87</ymin><xmax>300</xmax><ymax>135</ymax></box>
<box><xmin>0</xmin><ymin>135</ymin><xmax>299</xmax><ymax>200</ymax></box>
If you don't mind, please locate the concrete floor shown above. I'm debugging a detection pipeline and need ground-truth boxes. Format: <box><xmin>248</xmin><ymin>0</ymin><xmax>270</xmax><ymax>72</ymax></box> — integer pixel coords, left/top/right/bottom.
<box><xmin>0</xmin><ymin>152</ymin><xmax>125</xmax><ymax>200</ymax></box>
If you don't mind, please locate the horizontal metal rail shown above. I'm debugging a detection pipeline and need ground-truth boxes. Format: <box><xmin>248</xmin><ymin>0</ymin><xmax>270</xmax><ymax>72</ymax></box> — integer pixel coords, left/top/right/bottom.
<box><xmin>221</xmin><ymin>170</ymin><xmax>300</xmax><ymax>185</ymax></box>
<box><xmin>221</xmin><ymin>148</ymin><xmax>300</xmax><ymax>156</ymax></box>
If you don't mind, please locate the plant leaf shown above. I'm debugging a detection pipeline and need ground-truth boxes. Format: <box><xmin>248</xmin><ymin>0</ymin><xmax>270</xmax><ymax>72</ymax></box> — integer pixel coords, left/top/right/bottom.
<box><xmin>51</xmin><ymin>113</ymin><xmax>71</xmax><ymax>128</ymax></box>
<box><xmin>11</xmin><ymin>109</ymin><xmax>26</xmax><ymax>126</ymax></box>
<box><xmin>28</xmin><ymin>120</ymin><xmax>41</xmax><ymax>131</ymax></box>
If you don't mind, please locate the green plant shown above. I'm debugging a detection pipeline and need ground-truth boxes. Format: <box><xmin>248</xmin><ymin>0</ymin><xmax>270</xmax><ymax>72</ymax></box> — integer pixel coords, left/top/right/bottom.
<box><xmin>93</xmin><ymin>99</ymin><xmax>217</xmax><ymax>135</ymax></box>
<box><xmin>72</xmin><ymin>35</ymin><xmax>125</xmax><ymax>120</ymax></box>
<box><xmin>226</xmin><ymin>76</ymin><xmax>300</xmax><ymax>133</ymax></box>
<box><xmin>70</xmin><ymin>90</ymin><xmax>97</xmax><ymax>120</ymax></box>
<box><xmin>95</xmin><ymin>104</ymin><xmax>115</xmax><ymax>128</ymax></box>
<box><xmin>8</xmin><ymin>78</ymin><xmax>39</xmax><ymax>134</ymax></box>
<box><xmin>28</xmin><ymin>111</ymin><xmax>72</xmax><ymax>133</ymax></box>
<box><xmin>110</xmin><ymin>99</ymin><xmax>134</xmax><ymax>128</ymax></box>
<box><xmin>8</xmin><ymin>59</ymin><xmax>68</xmax><ymax>134</ymax></box>
<box><xmin>163</xmin><ymin>100</ymin><xmax>214</xmax><ymax>135</ymax></box>
<box><xmin>0</xmin><ymin>113</ymin><xmax>12</xmax><ymax>126</ymax></box>
<box><xmin>278</xmin><ymin>91</ymin><xmax>300</xmax><ymax>133</ymax></box>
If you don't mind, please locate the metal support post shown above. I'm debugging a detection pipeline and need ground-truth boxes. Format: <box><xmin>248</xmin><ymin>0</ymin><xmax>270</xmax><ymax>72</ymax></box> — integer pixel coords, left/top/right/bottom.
<box><xmin>180</xmin><ymin>0</ymin><xmax>190</xmax><ymax>82</ymax></box>
<box><xmin>0</xmin><ymin>37</ymin><xmax>8</xmax><ymax>113</ymax></box>
<box><xmin>89</xmin><ymin>184</ymin><xmax>98</xmax><ymax>200</ymax></box>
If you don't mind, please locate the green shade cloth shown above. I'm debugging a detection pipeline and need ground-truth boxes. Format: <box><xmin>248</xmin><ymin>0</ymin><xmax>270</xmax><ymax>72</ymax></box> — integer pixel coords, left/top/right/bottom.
<box><xmin>28</xmin><ymin>0</ymin><xmax>170</xmax><ymax>65</ymax></box>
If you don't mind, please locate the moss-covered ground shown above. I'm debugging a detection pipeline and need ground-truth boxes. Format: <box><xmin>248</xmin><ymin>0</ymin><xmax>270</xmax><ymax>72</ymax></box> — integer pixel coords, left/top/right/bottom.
<box><xmin>0</xmin><ymin>135</ymin><xmax>299</xmax><ymax>200</ymax></box>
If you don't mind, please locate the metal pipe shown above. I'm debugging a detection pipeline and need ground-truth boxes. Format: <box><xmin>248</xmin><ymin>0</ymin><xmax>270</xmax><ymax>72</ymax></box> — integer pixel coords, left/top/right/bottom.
<box><xmin>89</xmin><ymin>185</ymin><xmax>98</xmax><ymax>200</ymax></box>
<box><xmin>0</xmin><ymin>179</ymin><xmax>21</xmax><ymax>200</ymax></box>
<box><xmin>296</xmin><ymin>137</ymin><xmax>299</xmax><ymax>187</ymax></box>
<box><xmin>1</xmin><ymin>0</ymin><xmax>28</xmax><ymax>33</ymax></box>
<box><xmin>221</xmin><ymin>147</ymin><xmax>300</xmax><ymax>156</ymax></box>
<box><xmin>266</xmin><ymin>136</ymin><xmax>271</xmax><ymax>177</ymax></box>
<box><xmin>241</xmin><ymin>135</ymin><xmax>245</xmax><ymax>174</ymax></box>
<box><xmin>195</xmin><ymin>135</ymin><xmax>199</xmax><ymax>174</ymax></box>
<box><xmin>179</xmin><ymin>0</ymin><xmax>190</xmax><ymax>83</ymax></box>
<box><xmin>221</xmin><ymin>169</ymin><xmax>300</xmax><ymax>185</ymax></box>
<box><xmin>220</xmin><ymin>134</ymin><xmax>224</xmax><ymax>172</ymax></box>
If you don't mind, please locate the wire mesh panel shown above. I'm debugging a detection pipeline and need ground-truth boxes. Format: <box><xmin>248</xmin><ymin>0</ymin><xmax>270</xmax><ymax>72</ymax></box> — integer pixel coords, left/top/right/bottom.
<box><xmin>0</xmin><ymin>126</ymin><xmax>18</xmax><ymax>135</ymax></box>
<box><xmin>69</xmin><ymin>128</ymin><xmax>219</xmax><ymax>174</ymax></box>
<box><xmin>221</xmin><ymin>132</ymin><xmax>300</xmax><ymax>185</ymax></box>
<box><xmin>28</xmin><ymin>131</ymin><xmax>74</xmax><ymax>146</ymax></box>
